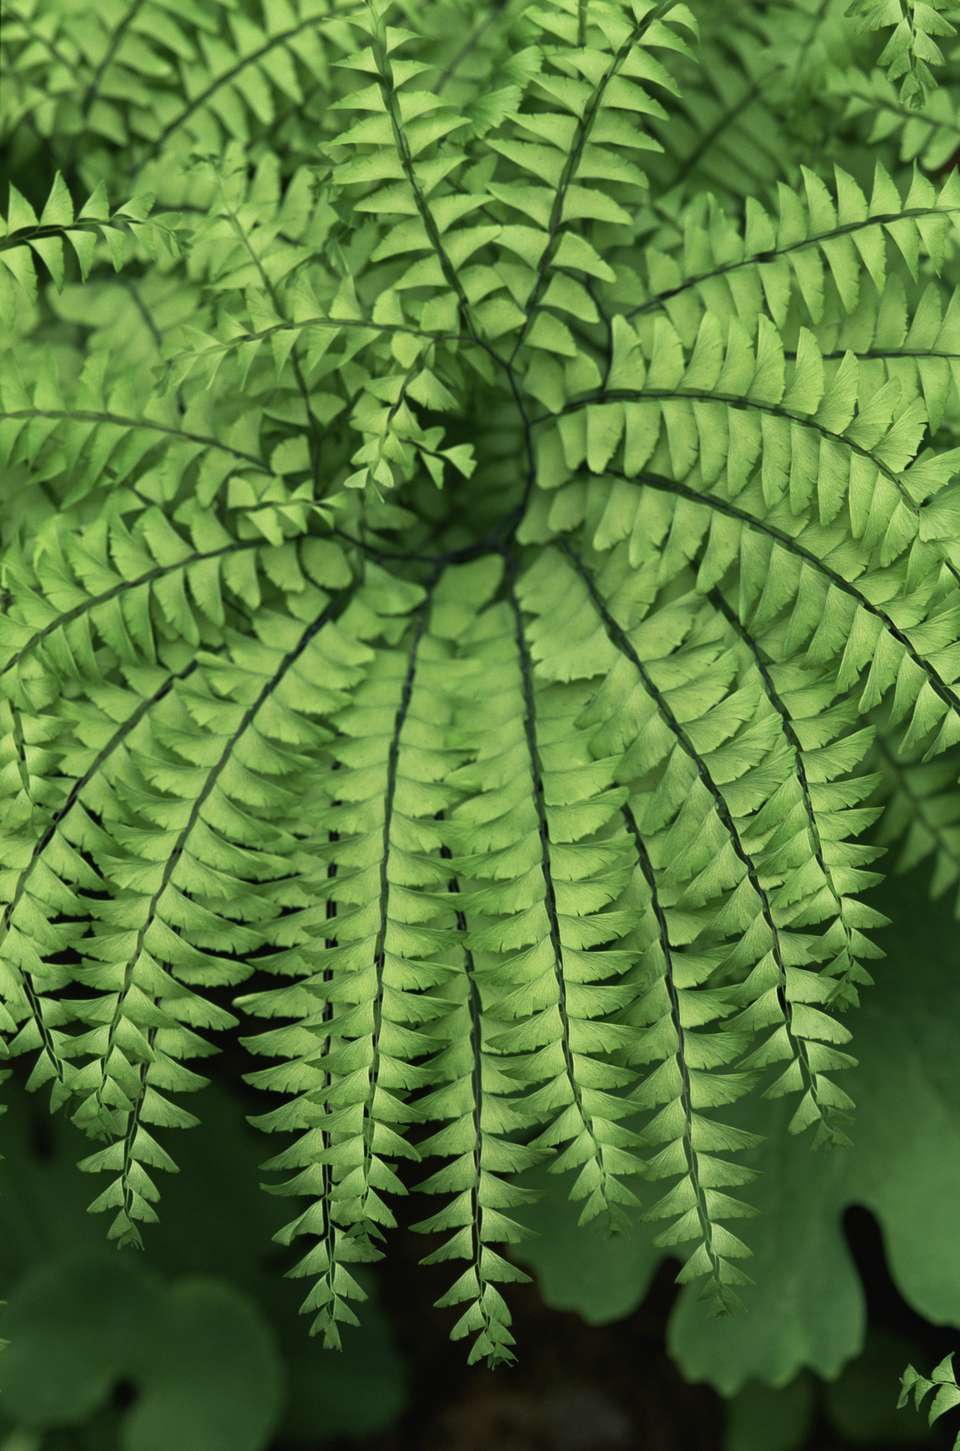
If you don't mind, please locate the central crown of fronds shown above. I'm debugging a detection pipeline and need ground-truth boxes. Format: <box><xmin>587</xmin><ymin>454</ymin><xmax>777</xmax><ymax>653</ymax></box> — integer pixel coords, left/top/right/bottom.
<box><xmin>1</xmin><ymin>0</ymin><xmax>959</xmax><ymax>1369</ymax></box>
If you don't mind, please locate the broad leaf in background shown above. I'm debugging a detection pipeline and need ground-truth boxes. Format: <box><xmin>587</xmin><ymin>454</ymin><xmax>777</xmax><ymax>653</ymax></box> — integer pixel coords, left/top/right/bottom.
<box><xmin>519</xmin><ymin>1166</ymin><xmax>661</xmax><ymax>1326</ymax></box>
<box><xmin>826</xmin><ymin>1330</ymin><xmax>931</xmax><ymax>1446</ymax></box>
<box><xmin>0</xmin><ymin>1081</ymin><xmax>407</xmax><ymax>1447</ymax></box>
<box><xmin>723</xmin><ymin>1328</ymin><xmax>935</xmax><ymax>1450</ymax></box>
<box><xmin>723</xmin><ymin>1378</ymin><xmax>813</xmax><ymax>1451</ymax></box>
<box><xmin>0</xmin><ymin>1255</ymin><xmax>283</xmax><ymax>1451</ymax></box>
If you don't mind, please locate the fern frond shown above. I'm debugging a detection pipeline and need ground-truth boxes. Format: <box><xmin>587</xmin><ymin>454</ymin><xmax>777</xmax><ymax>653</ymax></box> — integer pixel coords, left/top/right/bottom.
<box><xmin>51</xmin><ymin>271</ymin><xmax>201</xmax><ymax>376</ymax></box>
<box><xmin>141</xmin><ymin>0</ymin><xmax>358</xmax><ymax>159</ymax></box>
<box><xmin>0</xmin><ymin>1</ymin><xmax>81</xmax><ymax>144</ymax></box>
<box><xmin>709</xmin><ymin>590</ymin><xmax>886</xmax><ymax>999</ymax></box>
<box><xmin>413</xmin><ymin>871</ymin><xmax>539</xmax><ymax>1367</ymax></box>
<box><xmin>412</xmin><ymin>561</ymin><xmax>542</xmax><ymax>1368</ymax></box>
<box><xmin>762</xmin><ymin>0</ymin><xmax>863</xmax><ymax>89</ymax></box>
<box><xmin>326</xmin><ymin>0</ymin><xmax>514</xmax><ymax>355</ymax></box>
<box><xmin>451</xmin><ymin>570</ymin><xmax>646</xmax><ymax>1224</ymax></box>
<box><xmin>0</xmin><ymin>0</ymin><xmax>229</xmax><ymax>149</ymax></box>
<box><xmin>640</xmin><ymin>12</ymin><xmax>794</xmax><ymax>209</ymax></box>
<box><xmin>637</xmin><ymin>0</ymin><xmax>944</xmax><ymax>219</ymax></box>
<box><xmin>622</xmin><ymin>163</ymin><xmax>960</xmax><ymax>332</ymax></box>
<box><xmin>0</xmin><ymin>505</ymin><xmax>342</xmax><ymax>698</ymax></box>
<box><xmin>0</xmin><ymin>172</ymin><xmax>175</xmax><ymax>303</ymax></box>
<box><xmin>801</xmin><ymin>274</ymin><xmax>960</xmax><ymax>434</ymax></box>
<box><xmin>189</xmin><ymin>153</ymin><xmax>334</xmax><ymax>486</ymax></box>
<box><xmin>845</xmin><ymin>0</ymin><xmax>957</xmax><ymax>109</ymax></box>
<box><xmin>4</xmin><ymin>0</ymin><xmax>366</xmax><ymax>166</ymax></box>
<box><xmin>544</xmin><ymin>466</ymin><xmax>960</xmax><ymax>756</ymax></box>
<box><xmin>531</xmin><ymin>313</ymin><xmax>942</xmax><ymax>572</ymax></box>
<box><xmin>898</xmin><ymin>1352</ymin><xmax>960</xmax><ymax>1445</ymax></box>
<box><xmin>0</xmin><ymin>664</ymin><xmax>196</xmax><ymax>1105</ymax></box>
<box><xmin>489</xmin><ymin>0</ymin><xmax>698</xmax><ymax>362</ymax></box>
<box><xmin>238</xmin><ymin>566</ymin><xmax>466</xmax><ymax>1332</ymax></box>
<box><xmin>826</xmin><ymin>62</ymin><xmax>960</xmax><ymax>169</ymax></box>
<box><xmin>874</xmin><ymin>734</ymin><xmax>960</xmax><ymax>913</ymax></box>
<box><xmin>620</xmin><ymin>807</ymin><xmax>759</xmax><ymax>1312</ymax></box>
<box><xmin>0</xmin><ymin>356</ymin><xmax>276</xmax><ymax>512</ymax></box>
<box><xmin>417</xmin><ymin>0</ymin><xmax>537</xmax><ymax>139</ymax></box>
<box><xmin>515</xmin><ymin>540</ymin><xmax>858</xmax><ymax>1298</ymax></box>
<box><xmin>71</xmin><ymin>558</ymin><xmax>357</xmax><ymax>1244</ymax></box>
<box><xmin>534</xmin><ymin>543</ymin><xmax>863</xmax><ymax>1141</ymax></box>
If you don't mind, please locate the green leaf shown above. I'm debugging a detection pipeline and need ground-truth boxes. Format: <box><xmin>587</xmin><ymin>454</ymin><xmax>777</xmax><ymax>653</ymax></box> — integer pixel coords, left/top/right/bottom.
<box><xmin>0</xmin><ymin>1253</ymin><xmax>282</xmax><ymax>1451</ymax></box>
<box><xmin>122</xmin><ymin>1280</ymin><xmax>283</xmax><ymax>1451</ymax></box>
<box><xmin>724</xmin><ymin>1376</ymin><xmax>814</xmax><ymax>1451</ymax></box>
<box><xmin>518</xmin><ymin>1170</ymin><xmax>661</xmax><ymax>1324</ymax></box>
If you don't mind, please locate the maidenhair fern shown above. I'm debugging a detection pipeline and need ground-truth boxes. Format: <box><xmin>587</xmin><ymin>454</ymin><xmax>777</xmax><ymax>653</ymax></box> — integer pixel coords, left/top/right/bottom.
<box><xmin>845</xmin><ymin>0</ymin><xmax>956</xmax><ymax>108</ymax></box>
<box><xmin>1</xmin><ymin>0</ymin><xmax>959</xmax><ymax>1369</ymax></box>
<box><xmin>899</xmin><ymin>1354</ymin><xmax>960</xmax><ymax>1446</ymax></box>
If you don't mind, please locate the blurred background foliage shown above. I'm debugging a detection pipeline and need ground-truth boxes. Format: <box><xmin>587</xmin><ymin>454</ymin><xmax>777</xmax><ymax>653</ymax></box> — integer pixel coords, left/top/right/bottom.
<box><xmin>1</xmin><ymin>870</ymin><xmax>957</xmax><ymax>1448</ymax></box>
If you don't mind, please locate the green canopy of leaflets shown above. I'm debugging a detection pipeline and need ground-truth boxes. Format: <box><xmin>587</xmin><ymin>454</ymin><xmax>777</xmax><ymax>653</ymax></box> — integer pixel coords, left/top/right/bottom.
<box><xmin>1</xmin><ymin>0</ymin><xmax>959</xmax><ymax>1370</ymax></box>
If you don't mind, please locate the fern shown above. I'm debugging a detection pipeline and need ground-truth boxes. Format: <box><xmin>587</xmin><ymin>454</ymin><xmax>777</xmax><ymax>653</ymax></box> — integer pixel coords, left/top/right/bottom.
<box><xmin>874</xmin><ymin>733</ymin><xmax>960</xmax><ymax>908</ymax></box>
<box><xmin>1</xmin><ymin>0</ymin><xmax>959</xmax><ymax>1370</ymax></box>
<box><xmin>0</xmin><ymin>173</ymin><xmax>176</xmax><ymax>305</ymax></box>
<box><xmin>845</xmin><ymin>0</ymin><xmax>957</xmax><ymax>109</ymax></box>
<box><xmin>899</xmin><ymin>1353</ymin><xmax>960</xmax><ymax>1447</ymax></box>
<box><xmin>827</xmin><ymin>61</ymin><xmax>960</xmax><ymax>169</ymax></box>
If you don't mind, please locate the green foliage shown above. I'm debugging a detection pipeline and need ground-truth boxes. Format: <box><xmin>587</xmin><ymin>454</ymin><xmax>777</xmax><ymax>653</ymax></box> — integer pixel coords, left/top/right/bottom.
<box><xmin>1</xmin><ymin>0</ymin><xmax>959</xmax><ymax>1374</ymax></box>
<box><xmin>519</xmin><ymin>873</ymin><xmax>960</xmax><ymax>1391</ymax></box>
<box><xmin>723</xmin><ymin>1329</ymin><xmax>934</xmax><ymax>1449</ymax></box>
<box><xmin>844</xmin><ymin>0</ymin><xmax>956</xmax><ymax>109</ymax></box>
<box><xmin>899</xmin><ymin>1353</ymin><xmax>960</xmax><ymax>1447</ymax></box>
<box><xmin>724</xmin><ymin>1377</ymin><xmax>815</xmax><ymax>1451</ymax></box>
<box><xmin>2</xmin><ymin>1257</ymin><xmax>283</xmax><ymax>1451</ymax></box>
<box><xmin>0</xmin><ymin>1075</ymin><xmax>407</xmax><ymax>1448</ymax></box>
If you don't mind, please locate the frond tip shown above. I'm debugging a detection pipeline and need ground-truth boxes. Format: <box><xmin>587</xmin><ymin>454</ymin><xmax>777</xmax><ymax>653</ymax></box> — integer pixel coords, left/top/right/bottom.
<box><xmin>898</xmin><ymin>1353</ymin><xmax>960</xmax><ymax>1445</ymax></box>
<box><xmin>844</xmin><ymin>0</ymin><xmax>956</xmax><ymax>109</ymax></box>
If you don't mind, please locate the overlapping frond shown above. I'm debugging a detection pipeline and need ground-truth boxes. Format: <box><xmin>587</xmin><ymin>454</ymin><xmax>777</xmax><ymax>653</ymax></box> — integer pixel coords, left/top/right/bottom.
<box><xmin>808</xmin><ymin>274</ymin><xmax>960</xmax><ymax>435</ymax></box>
<box><xmin>0</xmin><ymin>508</ymin><xmax>339</xmax><ymax>713</ymax></box>
<box><xmin>620</xmin><ymin>163</ymin><xmax>960</xmax><ymax>333</ymax></box>
<box><xmin>0</xmin><ymin>665</ymin><xmax>197</xmax><ymax>1104</ymax></box>
<box><xmin>874</xmin><ymin>734</ymin><xmax>960</xmax><ymax>913</ymax></box>
<box><xmin>0</xmin><ymin>354</ymin><xmax>275</xmax><ymax>513</ymax></box>
<box><xmin>523</xmin><ymin>460</ymin><xmax>960</xmax><ymax>757</ymax></box>
<box><xmin>485</xmin><ymin>0</ymin><xmax>698</xmax><ymax>362</ymax></box>
<box><xmin>529</xmin><ymin>310</ymin><xmax>942</xmax><ymax>562</ymax></box>
<box><xmin>826</xmin><ymin>62</ymin><xmax>960</xmax><ymax>169</ymax></box>
<box><xmin>526</xmin><ymin>545</ymin><xmax>875</xmax><ymax>1120</ymax></box>
<box><xmin>638</xmin><ymin>5</ymin><xmax>808</xmax><ymax>210</ymax></box>
<box><xmin>2</xmin><ymin>0</ymin><xmax>367</xmax><ymax>166</ymax></box>
<box><xmin>327</xmin><ymin>1</ymin><xmax>505</xmax><ymax>341</ymax></box>
<box><xmin>451</xmin><ymin>571</ymin><xmax>645</xmax><ymax>1224</ymax></box>
<box><xmin>239</xmin><ymin>565</ymin><xmax>459</xmax><ymax>1341</ymax></box>
<box><xmin>0</xmin><ymin>172</ymin><xmax>175</xmax><ymax>307</ymax></box>
<box><xmin>70</xmin><ymin>550</ymin><xmax>357</xmax><ymax>1243</ymax></box>
<box><xmin>845</xmin><ymin>0</ymin><xmax>956</xmax><ymax>108</ymax></box>
<box><xmin>409</xmin><ymin>563</ymin><xmax>545</xmax><ymax>1367</ymax></box>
